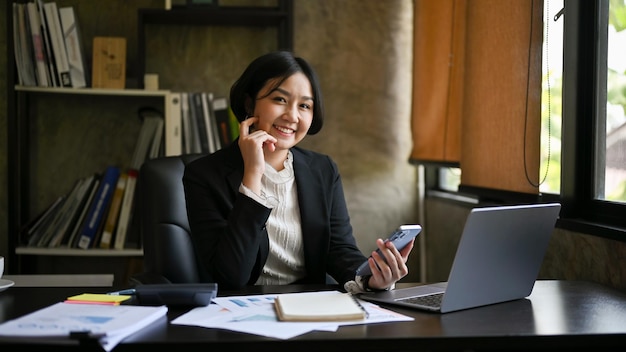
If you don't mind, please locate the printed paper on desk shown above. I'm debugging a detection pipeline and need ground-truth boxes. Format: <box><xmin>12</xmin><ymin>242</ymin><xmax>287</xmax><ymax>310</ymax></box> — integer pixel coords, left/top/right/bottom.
<box><xmin>173</xmin><ymin>292</ymin><xmax>413</xmax><ymax>340</ymax></box>
<box><xmin>0</xmin><ymin>302</ymin><xmax>167</xmax><ymax>351</ymax></box>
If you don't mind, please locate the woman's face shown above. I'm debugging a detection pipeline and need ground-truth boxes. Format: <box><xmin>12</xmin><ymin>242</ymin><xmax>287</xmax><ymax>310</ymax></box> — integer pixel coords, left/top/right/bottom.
<box><xmin>252</xmin><ymin>72</ymin><xmax>314</xmax><ymax>152</ymax></box>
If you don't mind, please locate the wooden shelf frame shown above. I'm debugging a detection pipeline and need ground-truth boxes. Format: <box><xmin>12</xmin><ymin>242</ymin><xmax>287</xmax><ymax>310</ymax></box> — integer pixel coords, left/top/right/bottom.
<box><xmin>136</xmin><ymin>1</ymin><xmax>294</xmax><ymax>88</ymax></box>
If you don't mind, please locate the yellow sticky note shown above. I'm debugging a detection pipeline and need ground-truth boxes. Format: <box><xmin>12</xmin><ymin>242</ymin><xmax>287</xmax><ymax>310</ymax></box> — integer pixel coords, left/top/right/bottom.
<box><xmin>66</xmin><ymin>293</ymin><xmax>131</xmax><ymax>304</ymax></box>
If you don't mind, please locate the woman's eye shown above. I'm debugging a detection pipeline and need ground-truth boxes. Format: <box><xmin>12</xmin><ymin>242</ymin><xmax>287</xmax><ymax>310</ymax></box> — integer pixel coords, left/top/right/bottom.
<box><xmin>273</xmin><ymin>96</ymin><xmax>287</xmax><ymax>103</ymax></box>
<box><xmin>300</xmin><ymin>103</ymin><xmax>311</xmax><ymax>110</ymax></box>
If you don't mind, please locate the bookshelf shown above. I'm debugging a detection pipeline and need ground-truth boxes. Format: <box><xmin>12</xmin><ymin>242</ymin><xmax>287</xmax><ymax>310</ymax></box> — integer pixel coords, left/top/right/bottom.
<box><xmin>6</xmin><ymin>0</ymin><xmax>294</xmax><ymax>276</ymax></box>
<box><xmin>8</xmin><ymin>87</ymin><xmax>178</xmax><ymax>273</ymax></box>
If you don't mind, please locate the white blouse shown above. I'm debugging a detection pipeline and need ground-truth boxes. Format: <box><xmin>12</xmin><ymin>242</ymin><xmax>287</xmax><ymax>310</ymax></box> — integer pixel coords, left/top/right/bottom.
<box><xmin>239</xmin><ymin>151</ymin><xmax>306</xmax><ymax>284</ymax></box>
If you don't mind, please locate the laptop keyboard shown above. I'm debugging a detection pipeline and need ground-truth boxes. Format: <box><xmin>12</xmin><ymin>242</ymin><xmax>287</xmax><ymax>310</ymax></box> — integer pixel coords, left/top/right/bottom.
<box><xmin>397</xmin><ymin>292</ymin><xmax>444</xmax><ymax>308</ymax></box>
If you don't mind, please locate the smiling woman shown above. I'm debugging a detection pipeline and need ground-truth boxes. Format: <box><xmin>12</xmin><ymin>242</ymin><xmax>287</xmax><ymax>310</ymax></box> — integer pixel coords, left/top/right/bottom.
<box><xmin>182</xmin><ymin>51</ymin><xmax>416</xmax><ymax>293</ymax></box>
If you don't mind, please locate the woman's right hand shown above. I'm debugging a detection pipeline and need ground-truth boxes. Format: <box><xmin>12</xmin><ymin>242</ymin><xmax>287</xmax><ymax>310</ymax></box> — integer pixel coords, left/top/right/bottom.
<box><xmin>238</xmin><ymin>117</ymin><xmax>276</xmax><ymax>195</ymax></box>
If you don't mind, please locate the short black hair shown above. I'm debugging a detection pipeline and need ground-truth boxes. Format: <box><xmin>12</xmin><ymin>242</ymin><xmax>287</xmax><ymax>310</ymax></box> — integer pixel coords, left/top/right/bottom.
<box><xmin>229</xmin><ymin>51</ymin><xmax>324</xmax><ymax>135</ymax></box>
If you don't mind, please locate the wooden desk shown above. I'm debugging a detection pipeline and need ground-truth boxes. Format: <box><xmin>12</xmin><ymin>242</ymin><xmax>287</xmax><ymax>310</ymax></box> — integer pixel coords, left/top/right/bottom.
<box><xmin>3</xmin><ymin>274</ymin><xmax>114</xmax><ymax>287</ymax></box>
<box><xmin>1</xmin><ymin>280</ymin><xmax>626</xmax><ymax>351</ymax></box>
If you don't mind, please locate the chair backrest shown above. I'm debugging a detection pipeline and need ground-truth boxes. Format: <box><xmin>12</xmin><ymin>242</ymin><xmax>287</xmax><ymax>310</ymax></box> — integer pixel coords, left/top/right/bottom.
<box><xmin>134</xmin><ymin>154</ymin><xmax>203</xmax><ymax>284</ymax></box>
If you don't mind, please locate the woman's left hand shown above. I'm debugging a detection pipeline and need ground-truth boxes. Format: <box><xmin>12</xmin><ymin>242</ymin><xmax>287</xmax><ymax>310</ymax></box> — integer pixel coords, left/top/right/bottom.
<box><xmin>366</xmin><ymin>238</ymin><xmax>415</xmax><ymax>290</ymax></box>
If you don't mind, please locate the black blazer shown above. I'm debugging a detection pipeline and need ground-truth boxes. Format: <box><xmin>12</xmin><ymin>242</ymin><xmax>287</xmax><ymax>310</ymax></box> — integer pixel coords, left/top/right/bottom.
<box><xmin>183</xmin><ymin>141</ymin><xmax>367</xmax><ymax>289</ymax></box>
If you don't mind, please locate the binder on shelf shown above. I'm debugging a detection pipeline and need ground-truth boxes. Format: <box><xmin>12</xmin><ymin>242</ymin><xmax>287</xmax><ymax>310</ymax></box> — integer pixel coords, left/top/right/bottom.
<box><xmin>92</xmin><ymin>36</ymin><xmax>126</xmax><ymax>89</ymax></box>
<box><xmin>59</xmin><ymin>6</ymin><xmax>88</xmax><ymax>88</ymax></box>
<box><xmin>77</xmin><ymin>166</ymin><xmax>120</xmax><ymax>249</ymax></box>
<box><xmin>43</xmin><ymin>1</ymin><xmax>72</xmax><ymax>87</ymax></box>
<box><xmin>165</xmin><ymin>92</ymin><xmax>182</xmax><ymax>156</ymax></box>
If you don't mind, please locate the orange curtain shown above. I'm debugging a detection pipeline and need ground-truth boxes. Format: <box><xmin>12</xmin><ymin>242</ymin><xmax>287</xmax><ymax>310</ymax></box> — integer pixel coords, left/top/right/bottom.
<box><xmin>410</xmin><ymin>0</ymin><xmax>466</xmax><ymax>164</ymax></box>
<box><xmin>411</xmin><ymin>0</ymin><xmax>543</xmax><ymax>194</ymax></box>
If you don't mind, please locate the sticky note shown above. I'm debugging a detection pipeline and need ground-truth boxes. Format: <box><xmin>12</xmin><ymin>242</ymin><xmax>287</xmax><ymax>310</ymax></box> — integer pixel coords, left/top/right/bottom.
<box><xmin>65</xmin><ymin>293</ymin><xmax>131</xmax><ymax>305</ymax></box>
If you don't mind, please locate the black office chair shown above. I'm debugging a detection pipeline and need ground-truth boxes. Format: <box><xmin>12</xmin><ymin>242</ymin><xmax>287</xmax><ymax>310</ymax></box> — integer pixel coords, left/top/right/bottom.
<box><xmin>131</xmin><ymin>154</ymin><xmax>203</xmax><ymax>285</ymax></box>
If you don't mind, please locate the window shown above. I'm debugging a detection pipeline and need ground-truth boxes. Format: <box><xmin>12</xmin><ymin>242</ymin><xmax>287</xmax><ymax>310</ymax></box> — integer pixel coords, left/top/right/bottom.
<box><xmin>599</xmin><ymin>0</ymin><xmax>626</xmax><ymax>202</ymax></box>
<box><xmin>432</xmin><ymin>0</ymin><xmax>626</xmax><ymax>240</ymax></box>
<box><xmin>539</xmin><ymin>0</ymin><xmax>563</xmax><ymax>195</ymax></box>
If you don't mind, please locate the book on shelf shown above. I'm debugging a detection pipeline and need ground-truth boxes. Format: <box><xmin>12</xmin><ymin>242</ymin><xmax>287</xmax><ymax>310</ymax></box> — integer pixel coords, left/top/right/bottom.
<box><xmin>274</xmin><ymin>291</ymin><xmax>367</xmax><ymax>322</ymax></box>
<box><xmin>113</xmin><ymin>169</ymin><xmax>138</xmax><ymax>250</ymax></box>
<box><xmin>43</xmin><ymin>1</ymin><xmax>72</xmax><ymax>87</ymax></box>
<box><xmin>12</xmin><ymin>4</ymin><xmax>26</xmax><ymax>86</ymax></box>
<box><xmin>36</xmin><ymin>0</ymin><xmax>58</xmax><ymax>87</ymax></box>
<box><xmin>190</xmin><ymin>92</ymin><xmax>210</xmax><ymax>153</ymax></box>
<box><xmin>92</xmin><ymin>36</ymin><xmax>126</xmax><ymax>89</ymax></box>
<box><xmin>13</xmin><ymin>3</ymin><xmax>37</xmax><ymax>86</ymax></box>
<box><xmin>25</xmin><ymin>2</ymin><xmax>50</xmax><ymax>87</ymax></box>
<box><xmin>24</xmin><ymin>195</ymin><xmax>65</xmax><ymax>247</ymax></box>
<box><xmin>149</xmin><ymin>116</ymin><xmax>164</xmax><ymax>159</ymax></box>
<box><xmin>122</xmin><ymin>196</ymin><xmax>142</xmax><ymax>249</ymax></box>
<box><xmin>35</xmin><ymin>178</ymin><xmax>84</xmax><ymax>247</ymax></box>
<box><xmin>47</xmin><ymin>175</ymin><xmax>96</xmax><ymax>248</ymax></box>
<box><xmin>188</xmin><ymin>92</ymin><xmax>204</xmax><ymax>153</ymax></box>
<box><xmin>77</xmin><ymin>166</ymin><xmax>120</xmax><ymax>249</ymax></box>
<box><xmin>67</xmin><ymin>175</ymin><xmax>100</xmax><ymax>248</ymax></box>
<box><xmin>202</xmin><ymin>91</ymin><xmax>220</xmax><ymax>152</ymax></box>
<box><xmin>58</xmin><ymin>5</ymin><xmax>88</xmax><ymax>88</ymax></box>
<box><xmin>131</xmin><ymin>109</ymin><xmax>163</xmax><ymax>169</ymax></box>
<box><xmin>212</xmin><ymin>96</ymin><xmax>234</xmax><ymax>148</ymax></box>
<box><xmin>99</xmin><ymin>172</ymin><xmax>128</xmax><ymax>249</ymax></box>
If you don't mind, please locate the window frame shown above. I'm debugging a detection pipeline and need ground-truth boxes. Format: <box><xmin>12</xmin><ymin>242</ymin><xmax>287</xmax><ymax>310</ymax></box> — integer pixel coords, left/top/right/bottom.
<box><xmin>559</xmin><ymin>0</ymin><xmax>626</xmax><ymax>240</ymax></box>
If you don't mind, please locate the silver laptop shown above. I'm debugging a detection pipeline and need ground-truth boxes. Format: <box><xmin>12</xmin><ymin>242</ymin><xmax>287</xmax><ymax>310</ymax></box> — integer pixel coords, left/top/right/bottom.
<box><xmin>359</xmin><ymin>203</ymin><xmax>561</xmax><ymax>313</ymax></box>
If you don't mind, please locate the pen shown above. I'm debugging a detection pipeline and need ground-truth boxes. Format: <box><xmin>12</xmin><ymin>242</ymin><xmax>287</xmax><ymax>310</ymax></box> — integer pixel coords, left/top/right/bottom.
<box><xmin>107</xmin><ymin>288</ymin><xmax>136</xmax><ymax>295</ymax></box>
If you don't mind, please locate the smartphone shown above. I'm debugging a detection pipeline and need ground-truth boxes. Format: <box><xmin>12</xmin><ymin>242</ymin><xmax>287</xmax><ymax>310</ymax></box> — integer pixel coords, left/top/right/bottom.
<box><xmin>355</xmin><ymin>224</ymin><xmax>422</xmax><ymax>277</ymax></box>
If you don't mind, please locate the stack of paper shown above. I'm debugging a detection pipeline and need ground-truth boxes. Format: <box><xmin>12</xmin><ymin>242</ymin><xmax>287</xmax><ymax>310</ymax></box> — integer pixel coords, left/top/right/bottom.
<box><xmin>0</xmin><ymin>302</ymin><xmax>167</xmax><ymax>351</ymax></box>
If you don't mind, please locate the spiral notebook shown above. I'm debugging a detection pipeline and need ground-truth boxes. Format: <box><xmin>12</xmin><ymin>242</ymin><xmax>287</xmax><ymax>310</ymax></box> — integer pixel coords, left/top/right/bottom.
<box><xmin>274</xmin><ymin>290</ymin><xmax>367</xmax><ymax>321</ymax></box>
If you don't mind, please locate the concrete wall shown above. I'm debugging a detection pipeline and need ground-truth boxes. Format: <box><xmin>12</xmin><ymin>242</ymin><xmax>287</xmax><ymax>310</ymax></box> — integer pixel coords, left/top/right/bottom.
<box><xmin>0</xmin><ymin>0</ymin><xmax>420</xmax><ymax>282</ymax></box>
